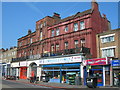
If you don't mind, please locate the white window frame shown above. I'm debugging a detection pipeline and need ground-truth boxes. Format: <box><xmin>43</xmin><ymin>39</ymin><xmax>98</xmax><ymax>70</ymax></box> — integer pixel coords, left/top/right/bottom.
<box><xmin>64</xmin><ymin>26</ymin><xmax>68</xmax><ymax>32</ymax></box>
<box><xmin>51</xmin><ymin>30</ymin><xmax>54</xmax><ymax>37</ymax></box>
<box><xmin>56</xmin><ymin>28</ymin><xmax>60</xmax><ymax>36</ymax></box>
<box><xmin>80</xmin><ymin>21</ymin><xmax>85</xmax><ymax>30</ymax></box>
<box><xmin>74</xmin><ymin>23</ymin><xmax>78</xmax><ymax>31</ymax></box>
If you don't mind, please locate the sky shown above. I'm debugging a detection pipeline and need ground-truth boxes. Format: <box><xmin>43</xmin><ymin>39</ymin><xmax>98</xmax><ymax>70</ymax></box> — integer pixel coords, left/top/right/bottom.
<box><xmin>1</xmin><ymin>1</ymin><xmax>119</xmax><ymax>49</ymax></box>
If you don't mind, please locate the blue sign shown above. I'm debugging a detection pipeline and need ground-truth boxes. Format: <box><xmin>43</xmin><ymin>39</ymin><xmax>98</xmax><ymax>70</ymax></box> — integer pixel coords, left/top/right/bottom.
<box><xmin>112</xmin><ymin>60</ymin><xmax>120</xmax><ymax>66</ymax></box>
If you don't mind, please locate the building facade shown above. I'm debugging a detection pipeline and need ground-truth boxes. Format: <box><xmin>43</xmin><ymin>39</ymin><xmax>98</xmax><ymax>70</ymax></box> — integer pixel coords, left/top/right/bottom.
<box><xmin>1</xmin><ymin>47</ymin><xmax>17</xmax><ymax>76</ymax></box>
<box><xmin>11</xmin><ymin>1</ymin><xmax>111</xmax><ymax>86</ymax></box>
<box><xmin>96</xmin><ymin>28</ymin><xmax>120</xmax><ymax>86</ymax></box>
<box><xmin>96</xmin><ymin>28</ymin><xmax>120</xmax><ymax>59</ymax></box>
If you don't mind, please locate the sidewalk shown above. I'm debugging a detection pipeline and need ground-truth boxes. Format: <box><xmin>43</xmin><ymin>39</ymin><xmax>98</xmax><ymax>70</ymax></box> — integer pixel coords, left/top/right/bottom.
<box><xmin>14</xmin><ymin>79</ymin><xmax>119</xmax><ymax>89</ymax></box>
<box><xmin>15</xmin><ymin>79</ymin><xmax>87</xmax><ymax>88</ymax></box>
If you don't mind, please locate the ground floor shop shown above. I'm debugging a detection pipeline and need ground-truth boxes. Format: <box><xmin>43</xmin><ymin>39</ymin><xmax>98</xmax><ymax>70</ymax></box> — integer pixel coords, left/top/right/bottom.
<box><xmin>112</xmin><ymin>60</ymin><xmax>120</xmax><ymax>87</ymax></box>
<box><xmin>83</xmin><ymin>58</ymin><xmax>111</xmax><ymax>86</ymax></box>
<box><xmin>42</xmin><ymin>63</ymin><xmax>81</xmax><ymax>85</ymax></box>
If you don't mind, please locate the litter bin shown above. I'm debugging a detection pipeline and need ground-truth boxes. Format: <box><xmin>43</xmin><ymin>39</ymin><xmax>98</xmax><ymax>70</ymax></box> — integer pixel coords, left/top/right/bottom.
<box><xmin>86</xmin><ymin>77</ymin><xmax>97</xmax><ymax>88</ymax></box>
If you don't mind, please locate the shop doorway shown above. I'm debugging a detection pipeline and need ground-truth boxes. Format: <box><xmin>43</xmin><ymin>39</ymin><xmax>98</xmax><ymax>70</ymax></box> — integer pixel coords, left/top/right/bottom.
<box><xmin>20</xmin><ymin>67</ymin><xmax>27</xmax><ymax>79</ymax></box>
<box><xmin>30</xmin><ymin>63</ymin><xmax>37</xmax><ymax>77</ymax></box>
<box><xmin>90</xmin><ymin>69</ymin><xmax>103</xmax><ymax>86</ymax></box>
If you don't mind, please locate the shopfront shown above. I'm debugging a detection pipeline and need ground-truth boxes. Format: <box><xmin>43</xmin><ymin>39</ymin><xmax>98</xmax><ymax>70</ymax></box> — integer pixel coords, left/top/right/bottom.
<box><xmin>19</xmin><ymin>61</ymin><xmax>27</xmax><ymax>79</ymax></box>
<box><xmin>11</xmin><ymin>62</ymin><xmax>20</xmax><ymax>77</ymax></box>
<box><xmin>83</xmin><ymin>57</ymin><xmax>111</xmax><ymax>86</ymax></box>
<box><xmin>111</xmin><ymin>60</ymin><xmax>120</xmax><ymax>86</ymax></box>
<box><xmin>40</xmin><ymin>55</ymin><xmax>83</xmax><ymax>84</ymax></box>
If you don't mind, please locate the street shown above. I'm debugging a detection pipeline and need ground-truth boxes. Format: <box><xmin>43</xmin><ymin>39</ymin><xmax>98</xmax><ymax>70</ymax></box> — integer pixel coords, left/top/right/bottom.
<box><xmin>1</xmin><ymin>79</ymin><xmax>64</xmax><ymax>90</ymax></box>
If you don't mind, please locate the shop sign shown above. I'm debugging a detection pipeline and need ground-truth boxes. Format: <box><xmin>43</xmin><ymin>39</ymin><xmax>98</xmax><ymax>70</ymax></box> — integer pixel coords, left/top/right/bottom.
<box><xmin>39</xmin><ymin>56</ymin><xmax>82</xmax><ymax>64</ymax></box>
<box><xmin>20</xmin><ymin>61</ymin><xmax>27</xmax><ymax>66</ymax></box>
<box><xmin>112</xmin><ymin>60</ymin><xmax>120</xmax><ymax>67</ymax></box>
<box><xmin>11</xmin><ymin>62</ymin><xmax>20</xmax><ymax>67</ymax></box>
<box><xmin>85</xmin><ymin>58</ymin><xmax>110</xmax><ymax>66</ymax></box>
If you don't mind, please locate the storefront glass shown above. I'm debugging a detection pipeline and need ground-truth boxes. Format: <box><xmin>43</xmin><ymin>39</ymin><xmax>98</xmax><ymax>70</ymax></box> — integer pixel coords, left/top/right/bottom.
<box><xmin>42</xmin><ymin>63</ymin><xmax>81</xmax><ymax>84</ymax></box>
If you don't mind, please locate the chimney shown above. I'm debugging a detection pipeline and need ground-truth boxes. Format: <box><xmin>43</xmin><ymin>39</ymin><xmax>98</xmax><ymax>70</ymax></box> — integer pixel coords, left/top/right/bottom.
<box><xmin>91</xmin><ymin>0</ymin><xmax>99</xmax><ymax>10</ymax></box>
<box><xmin>53</xmin><ymin>12</ymin><xmax>61</xmax><ymax>23</ymax></box>
<box><xmin>53</xmin><ymin>13</ymin><xmax>60</xmax><ymax>18</ymax></box>
<box><xmin>28</xmin><ymin>29</ymin><xmax>32</xmax><ymax>34</ymax></box>
<box><xmin>102</xmin><ymin>14</ymin><xmax>107</xmax><ymax>19</ymax></box>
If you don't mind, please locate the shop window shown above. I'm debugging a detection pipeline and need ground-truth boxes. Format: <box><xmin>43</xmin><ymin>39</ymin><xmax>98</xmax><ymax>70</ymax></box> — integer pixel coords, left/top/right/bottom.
<box><xmin>74</xmin><ymin>23</ymin><xmax>78</xmax><ymax>31</ymax></box>
<box><xmin>80</xmin><ymin>21</ymin><xmax>85</xmax><ymax>30</ymax></box>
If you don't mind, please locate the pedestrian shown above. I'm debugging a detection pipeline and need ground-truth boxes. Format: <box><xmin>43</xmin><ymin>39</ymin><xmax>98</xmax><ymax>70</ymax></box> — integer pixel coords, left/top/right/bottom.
<box><xmin>33</xmin><ymin>75</ymin><xmax>37</xmax><ymax>83</ymax></box>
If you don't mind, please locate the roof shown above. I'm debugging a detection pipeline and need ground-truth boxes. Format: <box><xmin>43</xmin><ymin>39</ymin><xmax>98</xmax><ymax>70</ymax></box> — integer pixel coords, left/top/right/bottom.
<box><xmin>53</xmin><ymin>9</ymin><xmax>92</xmax><ymax>25</ymax></box>
<box><xmin>97</xmin><ymin>28</ymin><xmax>120</xmax><ymax>36</ymax></box>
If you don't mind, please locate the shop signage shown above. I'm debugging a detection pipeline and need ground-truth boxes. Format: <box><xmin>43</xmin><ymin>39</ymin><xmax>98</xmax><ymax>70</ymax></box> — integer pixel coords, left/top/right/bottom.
<box><xmin>112</xmin><ymin>60</ymin><xmax>120</xmax><ymax>67</ymax></box>
<box><xmin>11</xmin><ymin>62</ymin><xmax>20</xmax><ymax>67</ymax></box>
<box><xmin>84</xmin><ymin>58</ymin><xmax>110</xmax><ymax>66</ymax></box>
<box><xmin>20</xmin><ymin>61</ymin><xmax>27</xmax><ymax>66</ymax></box>
<box><xmin>39</xmin><ymin>56</ymin><xmax>82</xmax><ymax>64</ymax></box>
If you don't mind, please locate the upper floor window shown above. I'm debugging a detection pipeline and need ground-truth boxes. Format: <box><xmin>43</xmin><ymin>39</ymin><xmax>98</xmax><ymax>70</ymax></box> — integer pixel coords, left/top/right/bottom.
<box><xmin>101</xmin><ymin>36</ymin><xmax>114</xmax><ymax>43</ymax></box>
<box><xmin>51</xmin><ymin>30</ymin><xmax>54</xmax><ymax>37</ymax></box>
<box><xmin>56</xmin><ymin>28</ymin><xmax>60</xmax><ymax>36</ymax></box>
<box><xmin>74</xmin><ymin>40</ymin><xmax>78</xmax><ymax>48</ymax></box>
<box><xmin>44</xmin><ymin>21</ymin><xmax>46</xmax><ymax>26</ymax></box>
<box><xmin>64</xmin><ymin>26</ymin><xmax>68</xmax><ymax>32</ymax></box>
<box><xmin>65</xmin><ymin>42</ymin><xmax>68</xmax><ymax>49</ymax></box>
<box><xmin>102</xmin><ymin>48</ymin><xmax>115</xmax><ymax>58</ymax></box>
<box><xmin>74</xmin><ymin>23</ymin><xmax>78</xmax><ymax>31</ymax></box>
<box><xmin>19</xmin><ymin>42</ymin><xmax>22</xmax><ymax>47</ymax></box>
<box><xmin>51</xmin><ymin>44</ymin><xmax>54</xmax><ymax>52</ymax></box>
<box><xmin>80</xmin><ymin>21</ymin><xmax>85</xmax><ymax>30</ymax></box>
<box><xmin>56</xmin><ymin>44</ymin><xmax>59</xmax><ymax>51</ymax></box>
<box><xmin>40</xmin><ymin>32</ymin><xmax>42</xmax><ymax>40</ymax></box>
<box><xmin>30</xmin><ymin>38</ymin><xmax>33</xmax><ymax>43</ymax></box>
<box><xmin>80</xmin><ymin>39</ymin><xmax>85</xmax><ymax>47</ymax></box>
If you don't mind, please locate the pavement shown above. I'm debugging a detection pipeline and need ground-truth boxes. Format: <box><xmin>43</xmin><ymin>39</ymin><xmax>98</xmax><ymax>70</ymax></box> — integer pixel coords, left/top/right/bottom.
<box><xmin>14</xmin><ymin>79</ymin><xmax>120</xmax><ymax>89</ymax></box>
<box><xmin>2</xmin><ymin>78</ymin><xmax>120</xmax><ymax>89</ymax></box>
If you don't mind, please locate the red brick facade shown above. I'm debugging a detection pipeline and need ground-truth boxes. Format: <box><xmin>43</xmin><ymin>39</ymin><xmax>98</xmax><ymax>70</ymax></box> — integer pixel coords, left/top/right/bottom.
<box><xmin>17</xmin><ymin>1</ymin><xmax>110</xmax><ymax>59</ymax></box>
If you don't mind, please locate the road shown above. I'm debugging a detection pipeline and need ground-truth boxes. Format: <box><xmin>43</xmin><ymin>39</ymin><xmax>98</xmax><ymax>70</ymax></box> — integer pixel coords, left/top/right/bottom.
<box><xmin>1</xmin><ymin>79</ymin><xmax>64</xmax><ymax>90</ymax></box>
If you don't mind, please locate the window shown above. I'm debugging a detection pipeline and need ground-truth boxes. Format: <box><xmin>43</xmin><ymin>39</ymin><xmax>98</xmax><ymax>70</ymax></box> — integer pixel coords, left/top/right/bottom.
<box><xmin>64</xmin><ymin>26</ymin><xmax>68</xmax><ymax>32</ymax></box>
<box><xmin>56</xmin><ymin>28</ymin><xmax>60</xmax><ymax>36</ymax></box>
<box><xmin>44</xmin><ymin>21</ymin><xmax>46</xmax><ymax>26</ymax></box>
<box><xmin>102</xmin><ymin>48</ymin><xmax>115</xmax><ymax>58</ymax></box>
<box><xmin>40</xmin><ymin>24</ymin><xmax>43</xmax><ymax>28</ymax></box>
<box><xmin>51</xmin><ymin>44</ymin><xmax>54</xmax><ymax>52</ymax></box>
<box><xmin>51</xmin><ymin>30</ymin><xmax>54</xmax><ymax>37</ymax></box>
<box><xmin>65</xmin><ymin>42</ymin><xmax>68</xmax><ymax>49</ymax></box>
<box><xmin>74</xmin><ymin>40</ymin><xmax>78</xmax><ymax>48</ymax></box>
<box><xmin>40</xmin><ymin>32</ymin><xmax>42</xmax><ymax>40</ymax></box>
<box><xmin>80</xmin><ymin>39</ymin><xmax>85</xmax><ymax>47</ymax></box>
<box><xmin>19</xmin><ymin>42</ymin><xmax>22</xmax><ymax>47</ymax></box>
<box><xmin>80</xmin><ymin>21</ymin><xmax>85</xmax><ymax>30</ymax></box>
<box><xmin>56</xmin><ymin>44</ymin><xmax>59</xmax><ymax>51</ymax></box>
<box><xmin>30</xmin><ymin>38</ymin><xmax>32</xmax><ymax>43</ymax></box>
<box><xmin>101</xmin><ymin>36</ymin><xmax>114</xmax><ymax>43</ymax></box>
<box><xmin>74</xmin><ymin>23</ymin><xmax>78</xmax><ymax>31</ymax></box>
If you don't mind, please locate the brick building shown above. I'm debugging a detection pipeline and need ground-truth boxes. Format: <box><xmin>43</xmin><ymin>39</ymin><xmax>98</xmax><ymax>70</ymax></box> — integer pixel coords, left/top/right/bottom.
<box><xmin>17</xmin><ymin>1</ymin><xmax>110</xmax><ymax>59</ymax></box>
<box><xmin>96</xmin><ymin>28</ymin><xmax>120</xmax><ymax>59</ymax></box>
<box><xmin>12</xmin><ymin>1</ymin><xmax>111</xmax><ymax>81</ymax></box>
